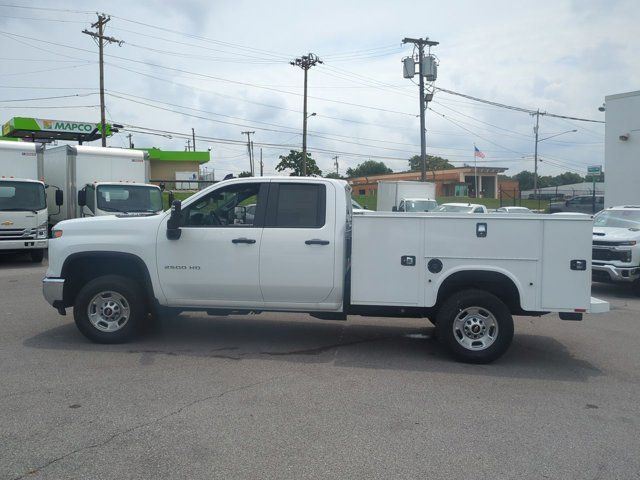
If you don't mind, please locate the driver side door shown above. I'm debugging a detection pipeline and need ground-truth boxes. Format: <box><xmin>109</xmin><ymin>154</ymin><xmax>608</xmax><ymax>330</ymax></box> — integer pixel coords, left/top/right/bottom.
<box><xmin>157</xmin><ymin>181</ymin><xmax>268</xmax><ymax>307</ymax></box>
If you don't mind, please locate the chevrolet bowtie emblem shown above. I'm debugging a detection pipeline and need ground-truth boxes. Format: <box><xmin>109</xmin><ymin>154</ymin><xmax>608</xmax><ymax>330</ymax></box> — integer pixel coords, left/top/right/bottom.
<box><xmin>1</xmin><ymin>220</ymin><xmax>14</xmax><ymax>226</ymax></box>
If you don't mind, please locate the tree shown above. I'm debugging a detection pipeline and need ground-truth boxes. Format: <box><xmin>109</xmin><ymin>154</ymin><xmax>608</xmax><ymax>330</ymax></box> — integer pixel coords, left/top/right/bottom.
<box><xmin>409</xmin><ymin>154</ymin><xmax>454</xmax><ymax>172</ymax></box>
<box><xmin>345</xmin><ymin>160</ymin><xmax>392</xmax><ymax>178</ymax></box>
<box><xmin>238</xmin><ymin>171</ymin><xmax>252</xmax><ymax>178</ymax></box>
<box><xmin>275</xmin><ymin>150</ymin><xmax>322</xmax><ymax>176</ymax></box>
<box><xmin>324</xmin><ymin>172</ymin><xmax>344</xmax><ymax>179</ymax></box>
<box><xmin>513</xmin><ymin>170</ymin><xmax>535</xmax><ymax>191</ymax></box>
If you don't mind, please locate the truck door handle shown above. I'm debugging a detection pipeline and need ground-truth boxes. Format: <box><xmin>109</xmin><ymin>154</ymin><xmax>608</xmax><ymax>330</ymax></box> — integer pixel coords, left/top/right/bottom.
<box><xmin>305</xmin><ymin>239</ymin><xmax>330</xmax><ymax>245</ymax></box>
<box><xmin>232</xmin><ymin>238</ymin><xmax>256</xmax><ymax>244</ymax></box>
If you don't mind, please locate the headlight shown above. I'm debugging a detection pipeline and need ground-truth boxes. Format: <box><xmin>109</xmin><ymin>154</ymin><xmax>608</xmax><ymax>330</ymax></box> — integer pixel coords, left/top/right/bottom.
<box><xmin>37</xmin><ymin>222</ymin><xmax>48</xmax><ymax>239</ymax></box>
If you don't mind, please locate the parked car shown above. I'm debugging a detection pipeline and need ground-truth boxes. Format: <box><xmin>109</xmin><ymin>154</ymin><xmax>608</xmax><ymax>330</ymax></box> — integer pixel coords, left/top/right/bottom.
<box><xmin>351</xmin><ymin>198</ymin><xmax>372</xmax><ymax>214</ymax></box>
<box><xmin>549</xmin><ymin>195</ymin><xmax>604</xmax><ymax>214</ymax></box>
<box><xmin>495</xmin><ymin>206</ymin><xmax>533</xmax><ymax>214</ymax></box>
<box><xmin>591</xmin><ymin>206</ymin><xmax>640</xmax><ymax>295</ymax></box>
<box><xmin>434</xmin><ymin>203</ymin><xmax>488</xmax><ymax>213</ymax></box>
<box><xmin>43</xmin><ymin>177</ymin><xmax>608</xmax><ymax>364</ymax></box>
<box><xmin>396</xmin><ymin>198</ymin><xmax>438</xmax><ymax>212</ymax></box>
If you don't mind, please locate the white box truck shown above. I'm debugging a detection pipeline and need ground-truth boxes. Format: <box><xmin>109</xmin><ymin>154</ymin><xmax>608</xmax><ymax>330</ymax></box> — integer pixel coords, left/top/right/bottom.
<box><xmin>43</xmin><ymin>177</ymin><xmax>608</xmax><ymax>364</ymax></box>
<box><xmin>44</xmin><ymin>145</ymin><xmax>163</xmax><ymax>226</ymax></box>
<box><xmin>377</xmin><ymin>180</ymin><xmax>437</xmax><ymax>212</ymax></box>
<box><xmin>0</xmin><ymin>140</ymin><xmax>56</xmax><ymax>262</ymax></box>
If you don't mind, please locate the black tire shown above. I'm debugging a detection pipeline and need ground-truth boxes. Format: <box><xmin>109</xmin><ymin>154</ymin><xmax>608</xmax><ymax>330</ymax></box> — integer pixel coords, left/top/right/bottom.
<box><xmin>73</xmin><ymin>274</ymin><xmax>147</xmax><ymax>344</ymax></box>
<box><xmin>633</xmin><ymin>279</ymin><xmax>640</xmax><ymax>297</ymax></box>
<box><xmin>30</xmin><ymin>249</ymin><xmax>45</xmax><ymax>263</ymax></box>
<box><xmin>436</xmin><ymin>289</ymin><xmax>514</xmax><ymax>364</ymax></box>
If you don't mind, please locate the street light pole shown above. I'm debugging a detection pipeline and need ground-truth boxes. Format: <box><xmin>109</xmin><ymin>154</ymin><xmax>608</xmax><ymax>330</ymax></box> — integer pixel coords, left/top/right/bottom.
<box><xmin>291</xmin><ymin>53</ymin><xmax>322</xmax><ymax>176</ymax></box>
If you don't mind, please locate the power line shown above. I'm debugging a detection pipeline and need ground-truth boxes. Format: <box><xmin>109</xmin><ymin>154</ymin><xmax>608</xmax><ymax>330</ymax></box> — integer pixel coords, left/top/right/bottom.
<box><xmin>0</xmin><ymin>93</ymin><xmax>97</xmax><ymax>102</ymax></box>
<box><xmin>435</xmin><ymin>86</ymin><xmax>605</xmax><ymax>124</ymax></box>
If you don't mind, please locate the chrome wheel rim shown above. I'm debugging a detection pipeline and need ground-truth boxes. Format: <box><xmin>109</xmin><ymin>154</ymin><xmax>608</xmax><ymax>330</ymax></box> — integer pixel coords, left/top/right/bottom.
<box><xmin>87</xmin><ymin>291</ymin><xmax>130</xmax><ymax>332</ymax></box>
<box><xmin>452</xmin><ymin>306</ymin><xmax>498</xmax><ymax>351</ymax></box>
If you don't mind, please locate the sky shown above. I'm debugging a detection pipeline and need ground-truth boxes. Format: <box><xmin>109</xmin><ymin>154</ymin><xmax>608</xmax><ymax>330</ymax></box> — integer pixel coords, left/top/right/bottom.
<box><xmin>0</xmin><ymin>0</ymin><xmax>637</xmax><ymax>179</ymax></box>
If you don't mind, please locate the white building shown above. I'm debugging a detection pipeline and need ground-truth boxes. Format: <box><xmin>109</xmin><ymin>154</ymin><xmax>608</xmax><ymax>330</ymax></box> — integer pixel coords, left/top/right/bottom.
<box><xmin>605</xmin><ymin>90</ymin><xmax>640</xmax><ymax>207</ymax></box>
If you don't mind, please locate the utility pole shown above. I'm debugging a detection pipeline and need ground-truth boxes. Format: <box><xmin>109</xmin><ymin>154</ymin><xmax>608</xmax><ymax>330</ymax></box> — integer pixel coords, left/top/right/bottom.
<box><xmin>333</xmin><ymin>155</ymin><xmax>339</xmax><ymax>175</ymax></box>
<box><xmin>191</xmin><ymin>128</ymin><xmax>196</xmax><ymax>151</ymax></box>
<box><xmin>533</xmin><ymin>109</ymin><xmax>540</xmax><ymax>198</ymax></box>
<box><xmin>241</xmin><ymin>131</ymin><xmax>255</xmax><ymax>176</ymax></box>
<box><xmin>82</xmin><ymin>14</ymin><xmax>123</xmax><ymax>147</ymax></box>
<box><xmin>259</xmin><ymin>148</ymin><xmax>264</xmax><ymax>176</ymax></box>
<box><xmin>126</xmin><ymin>133</ymin><xmax>133</xmax><ymax>149</ymax></box>
<box><xmin>185</xmin><ymin>139</ymin><xmax>191</xmax><ymax>152</ymax></box>
<box><xmin>291</xmin><ymin>53</ymin><xmax>322</xmax><ymax>176</ymax></box>
<box><xmin>402</xmin><ymin>37</ymin><xmax>438</xmax><ymax>182</ymax></box>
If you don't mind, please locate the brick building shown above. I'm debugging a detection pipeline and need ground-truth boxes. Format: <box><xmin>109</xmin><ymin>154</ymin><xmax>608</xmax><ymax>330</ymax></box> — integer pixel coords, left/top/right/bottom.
<box><xmin>348</xmin><ymin>167</ymin><xmax>515</xmax><ymax>199</ymax></box>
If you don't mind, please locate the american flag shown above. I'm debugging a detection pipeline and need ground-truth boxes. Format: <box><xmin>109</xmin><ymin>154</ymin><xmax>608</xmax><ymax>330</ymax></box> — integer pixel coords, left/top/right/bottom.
<box><xmin>474</xmin><ymin>145</ymin><xmax>485</xmax><ymax>158</ymax></box>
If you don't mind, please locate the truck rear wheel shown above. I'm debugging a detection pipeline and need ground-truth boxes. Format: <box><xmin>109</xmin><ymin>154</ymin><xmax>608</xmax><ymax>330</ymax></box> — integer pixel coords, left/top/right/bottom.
<box><xmin>30</xmin><ymin>249</ymin><xmax>44</xmax><ymax>263</ymax></box>
<box><xmin>436</xmin><ymin>289</ymin><xmax>514</xmax><ymax>364</ymax></box>
<box><xmin>73</xmin><ymin>275</ymin><xmax>146</xmax><ymax>344</ymax></box>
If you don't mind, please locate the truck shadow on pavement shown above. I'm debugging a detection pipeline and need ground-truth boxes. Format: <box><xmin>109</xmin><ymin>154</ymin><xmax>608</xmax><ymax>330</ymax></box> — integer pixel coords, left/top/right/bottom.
<box><xmin>23</xmin><ymin>313</ymin><xmax>601</xmax><ymax>382</ymax></box>
<box><xmin>0</xmin><ymin>253</ymin><xmax>45</xmax><ymax>269</ymax></box>
<box><xmin>592</xmin><ymin>282</ymin><xmax>639</xmax><ymax>301</ymax></box>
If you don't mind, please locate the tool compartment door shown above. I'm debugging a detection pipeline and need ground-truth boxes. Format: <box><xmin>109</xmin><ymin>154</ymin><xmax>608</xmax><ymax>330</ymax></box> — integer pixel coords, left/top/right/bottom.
<box><xmin>540</xmin><ymin>218</ymin><xmax>592</xmax><ymax>310</ymax></box>
<box><xmin>351</xmin><ymin>215</ymin><xmax>423</xmax><ymax>306</ymax></box>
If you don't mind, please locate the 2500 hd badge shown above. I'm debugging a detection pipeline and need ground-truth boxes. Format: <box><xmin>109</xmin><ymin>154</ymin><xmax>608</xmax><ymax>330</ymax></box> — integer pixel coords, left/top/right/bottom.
<box><xmin>164</xmin><ymin>265</ymin><xmax>201</xmax><ymax>270</ymax></box>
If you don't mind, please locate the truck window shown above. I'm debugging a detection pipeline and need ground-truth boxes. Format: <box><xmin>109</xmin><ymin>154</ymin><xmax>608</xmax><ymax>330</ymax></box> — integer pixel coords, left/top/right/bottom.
<box><xmin>85</xmin><ymin>185</ymin><xmax>95</xmax><ymax>213</ymax></box>
<box><xmin>266</xmin><ymin>183</ymin><xmax>326</xmax><ymax>228</ymax></box>
<box><xmin>182</xmin><ymin>182</ymin><xmax>262</xmax><ymax>227</ymax></box>
<box><xmin>96</xmin><ymin>185</ymin><xmax>162</xmax><ymax>213</ymax></box>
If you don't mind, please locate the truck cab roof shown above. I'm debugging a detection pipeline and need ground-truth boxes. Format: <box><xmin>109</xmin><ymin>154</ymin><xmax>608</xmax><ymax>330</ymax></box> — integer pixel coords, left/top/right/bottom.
<box><xmin>0</xmin><ymin>177</ymin><xmax>44</xmax><ymax>184</ymax></box>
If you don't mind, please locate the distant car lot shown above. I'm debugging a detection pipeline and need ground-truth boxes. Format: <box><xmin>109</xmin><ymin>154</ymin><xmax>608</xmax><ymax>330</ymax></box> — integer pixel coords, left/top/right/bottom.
<box><xmin>2</xmin><ymin>258</ymin><xmax>640</xmax><ymax>479</ymax></box>
<box><xmin>549</xmin><ymin>195</ymin><xmax>604</xmax><ymax>214</ymax></box>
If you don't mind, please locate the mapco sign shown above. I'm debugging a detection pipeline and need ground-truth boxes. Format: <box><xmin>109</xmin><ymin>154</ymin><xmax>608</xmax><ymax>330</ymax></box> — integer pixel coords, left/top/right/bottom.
<box><xmin>38</xmin><ymin>119</ymin><xmax>96</xmax><ymax>134</ymax></box>
<box><xmin>1</xmin><ymin>117</ymin><xmax>113</xmax><ymax>142</ymax></box>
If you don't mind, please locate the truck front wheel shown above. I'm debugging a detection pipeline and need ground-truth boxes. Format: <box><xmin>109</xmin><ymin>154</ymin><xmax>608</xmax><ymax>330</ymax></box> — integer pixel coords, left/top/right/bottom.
<box><xmin>73</xmin><ymin>275</ymin><xmax>146</xmax><ymax>344</ymax></box>
<box><xmin>436</xmin><ymin>289</ymin><xmax>514</xmax><ymax>364</ymax></box>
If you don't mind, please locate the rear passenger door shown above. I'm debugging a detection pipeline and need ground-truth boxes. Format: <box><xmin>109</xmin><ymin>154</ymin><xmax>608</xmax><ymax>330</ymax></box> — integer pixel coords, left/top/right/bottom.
<box><xmin>259</xmin><ymin>182</ymin><xmax>336</xmax><ymax>305</ymax></box>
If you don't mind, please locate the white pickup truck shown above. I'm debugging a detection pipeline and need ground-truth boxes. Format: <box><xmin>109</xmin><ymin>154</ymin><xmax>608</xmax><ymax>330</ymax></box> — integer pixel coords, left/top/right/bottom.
<box><xmin>592</xmin><ymin>206</ymin><xmax>640</xmax><ymax>295</ymax></box>
<box><xmin>43</xmin><ymin>177</ymin><xmax>608</xmax><ymax>363</ymax></box>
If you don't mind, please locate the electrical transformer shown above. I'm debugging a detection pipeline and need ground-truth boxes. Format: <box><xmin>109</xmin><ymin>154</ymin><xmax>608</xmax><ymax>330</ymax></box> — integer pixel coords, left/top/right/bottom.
<box><xmin>421</xmin><ymin>56</ymin><xmax>438</xmax><ymax>81</ymax></box>
<box><xmin>402</xmin><ymin>57</ymin><xmax>415</xmax><ymax>79</ymax></box>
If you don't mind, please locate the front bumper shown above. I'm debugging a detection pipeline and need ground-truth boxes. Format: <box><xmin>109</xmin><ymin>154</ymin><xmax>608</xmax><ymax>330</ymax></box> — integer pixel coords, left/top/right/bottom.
<box><xmin>0</xmin><ymin>239</ymin><xmax>47</xmax><ymax>251</ymax></box>
<box><xmin>592</xmin><ymin>263</ymin><xmax>640</xmax><ymax>283</ymax></box>
<box><xmin>42</xmin><ymin>277</ymin><xmax>65</xmax><ymax>314</ymax></box>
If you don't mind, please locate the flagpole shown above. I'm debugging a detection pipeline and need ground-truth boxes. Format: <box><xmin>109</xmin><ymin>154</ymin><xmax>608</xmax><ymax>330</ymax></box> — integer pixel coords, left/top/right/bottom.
<box><xmin>474</xmin><ymin>144</ymin><xmax>478</xmax><ymax>198</ymax></box>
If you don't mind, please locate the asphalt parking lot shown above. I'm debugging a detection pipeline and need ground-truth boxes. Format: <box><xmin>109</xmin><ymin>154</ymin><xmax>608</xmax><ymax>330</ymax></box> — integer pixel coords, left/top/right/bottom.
<box><xmin>2</xmin><ymin>256</ymin><xmax>640</xmax><ymax>480</ymax></box>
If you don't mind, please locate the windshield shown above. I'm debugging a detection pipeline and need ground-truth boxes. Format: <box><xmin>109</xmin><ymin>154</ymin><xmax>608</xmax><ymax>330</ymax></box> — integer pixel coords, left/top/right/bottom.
<box><xmin>96</xmin><ymin>185</ymin><xmax>162</xmax><ymax>213</ymax></box>
<box><xmin>404</xmin><ymin>200</ymin><xmax>438</xmax><ymax>212</ymax></box>
<box><xmin>435</xmin><ymin>204</ymin><xmax>473</xmax><ymax>213</ymax></box>
<box><xmin>0</xmin><ymin>181</ymin><xmax>45</xmax><ymax>211</ymax></box>
<box><xmin>594</xmin><ymin>210</ymin><xmax>640</xmax><ymax>229</ymax></box>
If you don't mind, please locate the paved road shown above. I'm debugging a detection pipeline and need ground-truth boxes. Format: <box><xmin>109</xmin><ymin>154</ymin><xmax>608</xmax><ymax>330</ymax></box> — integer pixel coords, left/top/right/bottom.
<box><xmin>2</xmin><ymin>255</ymin><xmax>640</xmax><ymax>479</ymax></box>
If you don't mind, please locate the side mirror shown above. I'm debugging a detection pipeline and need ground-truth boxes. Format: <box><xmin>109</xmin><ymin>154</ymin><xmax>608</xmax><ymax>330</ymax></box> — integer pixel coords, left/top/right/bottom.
<box><xmin>55</xmin><ymin>189</ymin><xmax>64</xmax><ymax>206</ymax></box>
<box><xmin>77</xmin><ymin>189</ymin><xmax>86</xmax><ymax>207</ymax></box>
<box><xmin>392</xmin><ymin>206</ymin><xmax>398</xmax><ymax>212</ymax></box>
<box><xmin>166</xmin><ymin>200</ymin><xmax>182</xmax><ymax>240</ymax></box>
<box><xmin>168</xmin><ymin>190</ymin><xmax>175</xmax><ymax>206</ymax></box>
